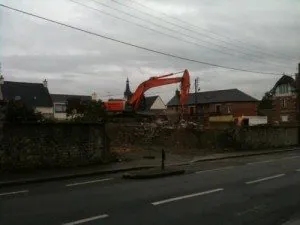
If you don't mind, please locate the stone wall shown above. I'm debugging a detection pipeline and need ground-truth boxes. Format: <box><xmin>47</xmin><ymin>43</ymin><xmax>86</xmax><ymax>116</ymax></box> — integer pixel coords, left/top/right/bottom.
<box><xmin>232</xmin><ymin>125</ymin><xmax>298</xmax><ymax>150</ymax></box>
<box><xmin>107</xmin><ymin>123</ymin><xmax>298</xmax><ymax>152</ymax></box>
<box><xmin>0</xmin><ymin>122</ymin><xmax>110</xmax><ymax>171</ymax></box>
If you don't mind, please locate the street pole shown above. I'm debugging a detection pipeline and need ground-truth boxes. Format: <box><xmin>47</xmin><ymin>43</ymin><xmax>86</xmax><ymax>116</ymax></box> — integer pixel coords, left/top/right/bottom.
<box><xmin>194</xmin><ymin>78</ymin><xmax>199</xmax><ymax>121</ymax></box>
<box><xmin>161</xmin><ymin>149</ymin><xmax>165</xmax><ymax>170</ymax></box>
<box><xmin>297</xmin><ymin>63</ymin><xmax>300</xmax><ymax>144</ymax></box>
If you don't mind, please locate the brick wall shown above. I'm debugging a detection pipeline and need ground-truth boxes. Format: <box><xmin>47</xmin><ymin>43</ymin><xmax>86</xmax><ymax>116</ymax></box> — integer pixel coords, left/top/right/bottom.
<box><xmin>233</xmin><ymin>125</ymin><xmax>298</xmax><ymax>149</ymax></box>
<box><xmin>0</xmin><ymin>122</ymin><xmax>110</xmax><ymax>171</ymax></box>
<box><xmin>230</xmin><ymin>102</ymin><xmax>257</xmax><ymax>117</ymax></box>
<box><xmin>207</xmin><ymin>102</ymin><xmax>257</xmax><ymax>117</ymax></box>
<box><xmin>272</xmin><ymin>96</ymin><xmax>297</xmax><ymax>123</ymax></box>
<box><xmin>107</xmin><ymin>123</ymin><xmax>298</xmax><ymax>152</ymax></box>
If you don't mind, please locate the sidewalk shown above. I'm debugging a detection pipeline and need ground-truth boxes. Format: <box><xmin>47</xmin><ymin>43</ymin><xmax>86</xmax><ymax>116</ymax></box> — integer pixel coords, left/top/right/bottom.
<box><xmin>0</xmin><ymin>147</ymin><xmax>299</xmax><ymax>187</ymax></box>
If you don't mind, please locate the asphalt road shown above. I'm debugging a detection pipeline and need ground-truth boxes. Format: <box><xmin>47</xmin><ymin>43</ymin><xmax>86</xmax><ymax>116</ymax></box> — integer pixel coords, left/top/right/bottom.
<box><xmin>1</xmin><ymin>150</ymin><xmax>300</xmax><ymax>225</ymax></box>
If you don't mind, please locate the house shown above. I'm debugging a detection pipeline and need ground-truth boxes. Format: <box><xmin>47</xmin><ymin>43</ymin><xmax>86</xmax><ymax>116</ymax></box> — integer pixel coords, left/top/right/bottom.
<box><xmin>139</xmin><ymin>95</ymin><xmax>166</xmax><ymax>112</ymax></box>
<box><xmin>167</xmin><ymin>88</ymin><xmax>258</xmax><ymax>121</ymax></box>
<box><xmin>51</xmin><ymin>94</ymin><xmax>93</xmax><ymax>120</ymax></box>
<box><xmin>0</xmin><ymin>76</ymin><xmax>53</xmax><ymax>117</ymax></box>
<box><xmin>262</xmin><ymin>74</ymin><xmax>297</xmax><ymax>124</ymax></box>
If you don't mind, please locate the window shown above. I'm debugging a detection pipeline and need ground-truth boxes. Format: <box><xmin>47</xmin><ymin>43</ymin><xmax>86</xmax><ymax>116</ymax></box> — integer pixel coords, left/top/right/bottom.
<box><xmin>278</xmin><ymin>84</ymin><xmax>290</xmax><ymax>95</ymax></box>
<box><xmin>281</xmin><ymin>115</ymin><xmax>288</xmax><ymax>122</ymax></box>
<box><xmin>55</xmin><ymin>103</ymin><xmax>66</xmax><ymax>113</ymax></box>
<box><xmin>227</xmin><ymin>105</ymin><xmax>232</xmax><ymax>114</ymax></box>
<box><xmin>215</xmin><ymin>104</ymin><xmax>221</xmax><ymax>113</ymax></box>
<box><xmin>281</xmin><ymin>99</ymin><xmax>287</xmax><ymax>108</ymax></box>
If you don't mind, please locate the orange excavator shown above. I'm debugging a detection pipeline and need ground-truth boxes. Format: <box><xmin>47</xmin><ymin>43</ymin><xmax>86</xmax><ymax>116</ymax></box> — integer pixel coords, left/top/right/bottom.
<box><xmin>128</xmin><ymin>69</ymin><xmax>190</xmax><ymax>111</ymax></box>
<box><xmin>104</xmin><ymin>69</ymin><xmax>190</xmax><ymax>118</ymax></box>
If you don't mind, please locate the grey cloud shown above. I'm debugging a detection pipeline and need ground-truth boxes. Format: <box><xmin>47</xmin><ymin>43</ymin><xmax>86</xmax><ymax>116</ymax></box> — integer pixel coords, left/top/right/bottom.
<box><xmin>0</xmin><ymin>0</ymin><xmax>299</xmax><ymax>103</ymax></box>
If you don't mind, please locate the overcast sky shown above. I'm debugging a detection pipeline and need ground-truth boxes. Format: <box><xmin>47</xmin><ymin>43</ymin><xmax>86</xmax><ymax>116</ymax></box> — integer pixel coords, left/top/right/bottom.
<box><xmin>1</xmin><ymin>0</ymin><xmax>299</xmax><ymax>103</ymax></box>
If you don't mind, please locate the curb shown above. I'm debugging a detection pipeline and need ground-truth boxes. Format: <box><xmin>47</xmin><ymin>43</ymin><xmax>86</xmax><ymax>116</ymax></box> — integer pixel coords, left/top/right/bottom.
<box><xmin>189</xmin><ymin>147</ymin><xmax>300</xmax><ymax>164</ymax></box>
<box><xmin>0</xmin><ymin>147</ymin><xmax>299</xmax><ymax>188</ymax></box>
<box><xmin>0</xmin><ymin>166</ymin><xmax>154</xmax><ymax>188</ymax></box>
<box><xmin>123</xmin><ymin>169</ymin><xmax>185</xmax><ymax>179</ymax></box>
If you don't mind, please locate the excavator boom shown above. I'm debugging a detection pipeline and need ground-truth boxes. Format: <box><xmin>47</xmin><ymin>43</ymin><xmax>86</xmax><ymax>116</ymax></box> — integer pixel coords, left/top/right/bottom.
<box><xmin>128</xmin><ymin>69</ymin><xmax>190</xmax><ymax>110</ymax></box>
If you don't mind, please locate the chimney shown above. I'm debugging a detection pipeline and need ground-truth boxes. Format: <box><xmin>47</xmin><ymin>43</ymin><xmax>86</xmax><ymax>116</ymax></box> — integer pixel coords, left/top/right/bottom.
<box><xmin>296</xmin><ymin>64</ymin><xmax>300</xmax><ymax>87</ymax></box>
<box><xmin>0</xmin><ymin>75</ymin><xmax>4</xmax><ymax>85</ymax></box>
<box><xmin>296</xmin><ymin>63</ymin><xmax>300</xmax><ymax>125</ymax></box>
<box><xmin>92</xmin><ymin>92</ymin><xmax>97</xmax><ymax>101</ymax></box>
<box><xmin>175</xmin><ymin>89</ymin><xmax>180</xmax><ymax>98</ymax></box>
<box><xmin>43</xmin><ymin>79</ymin><xmax>48</xmax><ymax>88</ymax></box>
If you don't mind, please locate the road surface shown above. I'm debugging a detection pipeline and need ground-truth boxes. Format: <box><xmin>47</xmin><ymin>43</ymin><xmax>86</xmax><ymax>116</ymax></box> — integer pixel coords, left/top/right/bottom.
<box><xmin>1</xmin><ymin>150</ymin><xmax>300</xmax><ymax>225</ymax></box>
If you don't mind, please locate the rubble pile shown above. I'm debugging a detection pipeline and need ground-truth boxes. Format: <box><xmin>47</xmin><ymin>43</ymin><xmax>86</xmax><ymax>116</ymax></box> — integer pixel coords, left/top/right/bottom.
<box><xmin>107</xmin><ymin>122</ymin><xmax>201</xmax><ymax>153</ymax></box>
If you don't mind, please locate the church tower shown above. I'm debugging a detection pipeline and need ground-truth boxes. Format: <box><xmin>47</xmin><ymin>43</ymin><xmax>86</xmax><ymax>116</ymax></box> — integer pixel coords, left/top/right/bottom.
<box><xmin>124</xmin><ymin>78</ymin><xmax>132</xmax><ymax>100</ymax></box>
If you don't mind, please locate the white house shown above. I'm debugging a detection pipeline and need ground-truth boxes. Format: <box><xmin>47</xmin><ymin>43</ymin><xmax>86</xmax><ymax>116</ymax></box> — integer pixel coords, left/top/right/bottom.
<box><xmin>139</xmin><ymin>95</ymin><xmax>167</xmax><ymax>112</ymax></box>
<box><xmin>51</xmin><ymin>94</ymin><xmax>93</xmax><ymax>120</ymax></box>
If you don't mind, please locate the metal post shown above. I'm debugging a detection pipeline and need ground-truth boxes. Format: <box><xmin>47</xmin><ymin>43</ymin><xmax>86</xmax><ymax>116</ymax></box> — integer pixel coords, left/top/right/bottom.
<box><xmin>161</xmin><ymin>149</ymin><xmax>165</xmax><ymax>170</ymax></box>
<box><xmin>297</xmin><ymin>63</ymin><xmax>300</xmax><ymax>144</ymax></box>
<box><xmin>194</xmin><ymin>78</ymin><xmax>199</xmax><ymax>120</ymax></box>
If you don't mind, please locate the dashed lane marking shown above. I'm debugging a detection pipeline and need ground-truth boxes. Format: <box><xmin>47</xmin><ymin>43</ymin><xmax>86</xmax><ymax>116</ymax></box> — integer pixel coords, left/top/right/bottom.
<box><xmin>282</xmin><ymin>156</ymin><xmax>300</xmax><ymax>160</ymax></box>
<box><xmin>245</xmin><ymin>174</ymin><xmax>285</xmax><ymax>185</ymax></box>
<box><xmin>151</xmin><ymin>188</ymin><xmax>224</xmax><ymax>206</ymax></box>
<box><xmin>0</xmin><ymin>190</ymin><xmax>29</xmax><ymax>197</ymax></box>
<box><xmin>247</xmin><ymin>160</ymin><xmax>275</xmax><ymax>165</ymax></box>
<box><xmin>65</xmin><ymin>178</ymin><xmax>114</xmax><ymax>187</ymax></box>
<box><xmin>195</xmin><ymin>166</ymin><xmax>234</xmax><ymax>174</ymax></box>
<box><xmin>62</xmin><ymin>214</ymin><xmax>109</xmax><ymax>225</ymax></box>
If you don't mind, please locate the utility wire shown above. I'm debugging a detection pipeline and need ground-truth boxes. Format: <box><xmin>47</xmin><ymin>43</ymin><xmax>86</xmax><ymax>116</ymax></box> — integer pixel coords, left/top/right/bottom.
<box><xmin>67</xmin><ymin>0</ymin><xmax>235</xmax><ymax>57</ymax></box>
<box><xmin>0</xmin><ymin>3</ymin><xmax>287</xmax><ymax>76</ymax></box>
<box><xmin>72</xmin><ymin>0</ymin><xmax>285</xmax><ymax>69</ymax></box>
<box><xmin>87</xmin><ymin>0</ymin><xmax>291</xmax><ymax>69</ymax></box>
<box><xmin>86</xmin><ymin>0</ymin><xmax>245</xmax><ymax>57</ymax></box>
<box><xmin>111</xmin><ymin>0</ymin><xmax>278</xmax><ymax>61</ymax></box>
<box><xmin>125</xmin><ymin>0</ymin><xmax>297</xmax><ymax>62</ymax></box>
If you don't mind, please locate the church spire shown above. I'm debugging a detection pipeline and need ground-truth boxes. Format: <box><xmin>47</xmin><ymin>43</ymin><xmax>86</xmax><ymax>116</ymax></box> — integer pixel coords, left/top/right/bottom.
<box><xmin>124</xmin><ymin>77</ymin><xmax>132</xmax><ymax>100</ymax></box>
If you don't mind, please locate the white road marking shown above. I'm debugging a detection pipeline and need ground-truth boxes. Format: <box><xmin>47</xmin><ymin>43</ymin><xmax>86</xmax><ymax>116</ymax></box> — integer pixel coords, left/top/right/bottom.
<box><xmin>282</xmin><ymin>156</ymin><xmax>300</xmax><ymax>160</ymax></box>
<box><xmin>151</xmin><ymin>188</ymin><xmax>224</xmax><ymax>206</ymax></box>
<box><xmin>62</xmin><ymin>214</ymin><xmax>109</xmax><ymax>225</ymax></box>
<box><xmin>245</xmin><ymin>174</ymin><xmax>285</xmax><ymax>185</ymax></box>
<box><xmin>247</xmin><ymin>160</ymin><xmax>275</xmax><ymax>165</ymax></box>
<box><xmin>296</xmin><ymin>169</ymin><xmax>300</xmax><ymax>172</ymax></box>
<box><xmin>195</xmin><ymin>166</ymin><xmax>234</xmax><ymax>174</ymax></box>
<box><xmin>0</xmin><ymin>190</ymin><xmax>29</xmax><ymax>197</ymax></box>
<box><xmin>65</xmin><ymin>178</ymin><xmax>113</xmax><ymax>187</ymax></box>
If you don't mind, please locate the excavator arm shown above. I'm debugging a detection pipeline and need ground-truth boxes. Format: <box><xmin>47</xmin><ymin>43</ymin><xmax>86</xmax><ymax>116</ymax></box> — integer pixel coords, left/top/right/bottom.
<box><xmin>128</xmin><ymin>69</ymin><xmax>190</xmax><ymax>110</ymax></box>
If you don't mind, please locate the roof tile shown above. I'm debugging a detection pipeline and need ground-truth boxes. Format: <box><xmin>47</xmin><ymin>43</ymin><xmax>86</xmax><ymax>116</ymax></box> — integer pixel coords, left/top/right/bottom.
<box><xmin>1</xmin><ymin>81</ymin><xmax>53</xmax><ymax>108</ymax></box>
<box><xmin>167</xmin><ymin>88</ymin><xmax>257</xmax><ymax>106</ymax></box>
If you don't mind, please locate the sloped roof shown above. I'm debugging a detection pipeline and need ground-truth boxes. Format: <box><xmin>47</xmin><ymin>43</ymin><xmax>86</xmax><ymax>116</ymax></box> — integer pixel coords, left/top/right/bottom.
<box><xmin>51</xmin><ymin>94</ymin><xmax>92</xmax><ymax>103</ymax></box>
<box><xmin>144</xmin><ymin>96</ymin><xmax>159</xmax><ymax>111</ymax></box>
<box><xmin>275</xmin><ymin>75</ymin><xmax>295</xmax><ymax>88</ymax></box>
<box><xmin>1</xmin><ymin>81</ymin><xmax>53</xmax><ymax>108</ymax></box>
<box><xmin>167</xmin><ymin>88</ymin><xmax>258</xmax><ymax>106</ymax></box>
<box><xmin>269</xmin><ymin>75</ymin><xmax>296</xmax><ymax>95</ymax></box>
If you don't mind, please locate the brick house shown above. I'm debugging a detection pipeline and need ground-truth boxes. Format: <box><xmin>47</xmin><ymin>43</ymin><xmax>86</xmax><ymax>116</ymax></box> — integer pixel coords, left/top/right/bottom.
<box><xmin>261</xmin><ymin>75</ymin><xmax>297</xmax><ymax>124</ymax></box>
<box><xmin>167</xmin><ymin>89</ymin><xmax>258</xmax><ymax>121</ymax></box>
